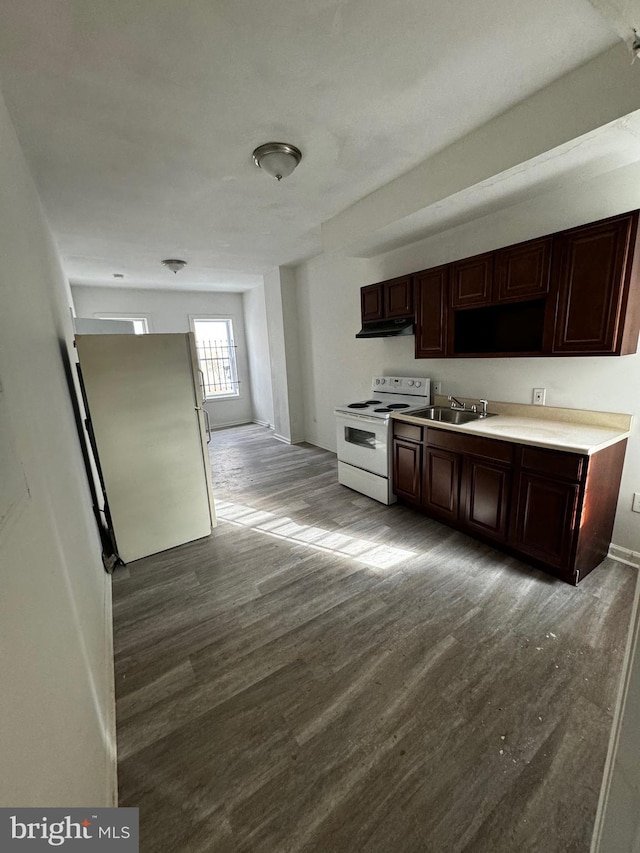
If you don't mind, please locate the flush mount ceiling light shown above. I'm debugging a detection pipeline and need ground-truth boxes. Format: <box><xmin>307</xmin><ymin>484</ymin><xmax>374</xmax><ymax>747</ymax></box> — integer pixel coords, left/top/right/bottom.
<box><xmin>252</xmin><ymin>142</ymin><xmax>302</xmax><ymax>181</ymax></box>
<box><xmin>162</xmin><ymin>258</ymin><xmax>187</xmax><ymax>274</ymax></box>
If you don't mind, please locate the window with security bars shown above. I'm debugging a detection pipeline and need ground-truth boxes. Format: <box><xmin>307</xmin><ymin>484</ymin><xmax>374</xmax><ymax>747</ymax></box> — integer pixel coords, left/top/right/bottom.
<box><xmin>191</xmin><ymin>318</ymin><xmax>239</xmax><ymax>398</ymax></box>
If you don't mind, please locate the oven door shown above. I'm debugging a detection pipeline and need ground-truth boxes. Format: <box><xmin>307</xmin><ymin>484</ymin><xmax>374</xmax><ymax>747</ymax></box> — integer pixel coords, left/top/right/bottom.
<box><xmin>335</xmin><ymin>412</ymin><xmax>389</xmax><ymax>478</ymax></box>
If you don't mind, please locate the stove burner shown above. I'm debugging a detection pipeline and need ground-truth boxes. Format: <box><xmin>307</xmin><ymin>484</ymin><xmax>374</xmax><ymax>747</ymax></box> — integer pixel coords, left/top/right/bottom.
<box><xmin>347</xmin><ymin>402</ymin><xmax>370</xmax><ymax>408</ymax></box>
<box><xmin>374</xmin><ymin>407</ymin><xmax>392</xmax><ymax>413</ymax></box>
<box><xmin>388</xmin><ymin>403</ymin><xmax>410</xmax><ymax>409</ymax></box>
<box><xmin>365</xmin><ymin>399</ymin><xmax>382</xmax><ymax>404</ymax></box>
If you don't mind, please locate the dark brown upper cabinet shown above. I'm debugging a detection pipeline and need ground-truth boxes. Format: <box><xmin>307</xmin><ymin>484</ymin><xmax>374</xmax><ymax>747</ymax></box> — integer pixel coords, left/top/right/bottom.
<box><xmin>550</xmin><ymin>212</ymin><xmax>640</xmax><ymax>355</ymax></box>
<box><xmin>360</xmin><ymin>275</ymin><xmax>413</xmax><ymax>325</ymax></box>
<box><xmin>361</xmin><ymin>283</ymin><xmax>384</xmax><ymax>322</ymax></box>
<box><xmin>385</xmin><ymin>275</ymin><xmax>414</xmax><ymax>318</ymax></box>
<box><xmin>359</xmin><ymin>210</ymin><xmax>640</xmax><ymax>357</ymax></box>
<box><xmin>451</xmin><ymin>238</ymin><xmax>551</xmax><ymax>310</ymax></box>
<box><xmin>414</xmin><ymin>266</ymin><xmax>449</xmax><ymax>357</ymax></box>
<box><xmin>450</xmin><ymin>253</ymin><xmax>493</xmax><ymax>308</ymax></box>
<box><xmin>495</xmin><ymin>236</ymin><xmax>552</xmax><ymax>302</ymax></box>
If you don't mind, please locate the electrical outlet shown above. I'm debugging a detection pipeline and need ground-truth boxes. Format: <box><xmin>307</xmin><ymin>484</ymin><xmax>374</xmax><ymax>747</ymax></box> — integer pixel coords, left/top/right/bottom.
<box><xmin>432</xmin><ymin>381</ymin><xmax>442</xmax><ymax>395</ymax></box>
<box><xmin>633</xmin><ymin>493</ymin><xmax>640</xmax><ymax>513</ymax></box>
<box><xmin>532</xmin><ymin>388</ymin><xmax>546</xmax><ymax>405</ymax></box>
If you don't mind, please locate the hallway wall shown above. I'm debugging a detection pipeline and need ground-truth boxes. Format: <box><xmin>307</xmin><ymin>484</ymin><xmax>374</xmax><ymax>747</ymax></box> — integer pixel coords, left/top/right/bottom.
<box><xmin>71</xmin><ymin>284</ymin><xmax>253</xmax><ymax>429</ymax></box>
<box><xmin>0</xmin><ymin>90</ymin><xmax>116</xmax><ymax>804</ymax></box>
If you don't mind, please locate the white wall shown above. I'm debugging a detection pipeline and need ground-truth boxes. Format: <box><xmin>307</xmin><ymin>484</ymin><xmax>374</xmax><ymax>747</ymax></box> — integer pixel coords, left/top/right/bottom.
<box><xmin>597</xmin><ymin>598</ymin><xmax>640</xmax><ymax>852</ymax></box>
<box><xmin>280</xmin><ymin>267</ymin><xmax>305</xmax><ymax>443</ymax></box>
<box><xmin>263</xmin><ymin>267</ymin><xmax>305</xmax><ymax>443</ymax></box>
<box><xmin>0</xmin><ymin>90</ymin><xmax>116</xmax><ymax>804</ymax></box>
<box><xmin>296</xmin><ymin>254</ymin><xmax>378</xmax><ymax>451</ymax></box>
<box><xmin>71</xmin><ymin>285</ymin><xmax>253</xmax><ymax>429</ymax></box>
<box><xmin>263</xmin><ymin>268</ymin><xmax>292</xmax><ymax>441</ymax></box>
<box><xmin>296</xmin><ymin>161</ymin><xmax>640</xmax><ymax>554</ymax></box>
<box><xmin>243</xmin><ymin>284</ymin><xmax>274</xmax><ymax>428</ymax></box>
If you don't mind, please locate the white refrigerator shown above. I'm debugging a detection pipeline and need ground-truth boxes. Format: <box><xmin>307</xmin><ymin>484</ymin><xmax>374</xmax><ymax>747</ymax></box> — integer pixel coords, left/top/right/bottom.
<box><xmin>75</xmin><ymin>332</ymin><xmax>216</xmax><ymax>564</ymax></box>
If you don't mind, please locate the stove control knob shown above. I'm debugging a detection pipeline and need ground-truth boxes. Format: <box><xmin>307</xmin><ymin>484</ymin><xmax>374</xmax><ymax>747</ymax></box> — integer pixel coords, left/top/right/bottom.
<box><xmin>407</xmin><ymin>380</ymin><xmax>414</xmax><ymax>387</ymax></box>
<box><xmin>378</xmin><ymin>378</ymin><xmax>385</xmax><ymax>384</ymax></box>
<box><xmin>415</xmin><ymin>381</ymin><xmax>422</xmax><ymax>387</ymax></box>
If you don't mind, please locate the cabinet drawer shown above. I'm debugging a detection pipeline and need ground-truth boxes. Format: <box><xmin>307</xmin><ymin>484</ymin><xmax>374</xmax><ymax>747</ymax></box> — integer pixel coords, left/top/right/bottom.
<box><xmin>426</xmin><ymin>428</ymin><xmax>512</xmax><ymax>463</ymax></box>
<box><xmin>520</xmin><ymin>446</ymin><xmax>584</xmax><ymax>482</ymax></box>
<box><xmin>393</xmin><ymin>421</ymin><xmax>423</xmax><ymax>443</ymax></box>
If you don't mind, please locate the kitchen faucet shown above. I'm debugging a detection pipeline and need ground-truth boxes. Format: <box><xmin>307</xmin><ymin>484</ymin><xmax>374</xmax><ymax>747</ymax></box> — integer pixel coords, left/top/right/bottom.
<box><xmin>449</xmin><ymin>396</ymin><xmax>490</xmax><ymax>416</ymax></box>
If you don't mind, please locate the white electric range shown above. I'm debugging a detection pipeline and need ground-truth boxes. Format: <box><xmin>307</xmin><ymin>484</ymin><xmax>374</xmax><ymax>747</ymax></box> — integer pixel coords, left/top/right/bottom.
<box><xmin>335</xmin><ymin>375</ymin><xmax>431</xmax><ymax>504</ymax></box>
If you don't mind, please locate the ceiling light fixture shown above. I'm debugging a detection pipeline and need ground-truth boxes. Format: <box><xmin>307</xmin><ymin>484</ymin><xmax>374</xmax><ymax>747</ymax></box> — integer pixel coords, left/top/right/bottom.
<box><xmin>162</xmin><ymin>258</ymin><xmax>187</xmax><ymax>274</ymax></box>
<box><xmin>252</xmin><ymin>142</ymin><xmax>302</xmax><ymax>181</ymax></box>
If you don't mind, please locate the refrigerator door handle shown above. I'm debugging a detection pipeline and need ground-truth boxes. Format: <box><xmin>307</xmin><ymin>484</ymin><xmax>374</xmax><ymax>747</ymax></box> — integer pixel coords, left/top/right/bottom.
<box><xmin>196</xmin><ymin>405</ymin><xmax>211</xmax><ymax>444</ymax></box>
<box><xmin>197</xmin><ymin>368</ymin><xmax>207</xmax><ymax>404</ymax></box>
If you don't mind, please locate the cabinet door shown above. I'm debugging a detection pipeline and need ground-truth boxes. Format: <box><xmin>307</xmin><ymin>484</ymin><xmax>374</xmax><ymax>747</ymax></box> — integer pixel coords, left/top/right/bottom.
<box><xmin>450</xmin><ymin>253</ymin><xmax>493</xmax><ymax>308</ymax></box>
<box><xmin>462</xmin><ymin>457</ymin><xmax>511</xmax><ymax>542</ymax></box>
<box><xmin>414</xmin><ymin>266</ymin><xmax>448</xmax><ymax>358</ymax></box>
<box><xmin>495</xmin><ymin>237</ymin><xmax>552</xmax><ymax>302</ymax></box>
<box><xmin>551</xmin><ymin>213</ymin><xmax>636</xmax><ymax>354</ymax></box>
<box><xmin>423</xmin><ymin>447</ymin><xmax>460</xmax><ymax>522</ymax></box>
<box><xmin>393</xmin><ymin>439</ymin><xmax>421</xmax><ymax>502</ymax></box>
<box><xmin>361</xmin><ymin>283</ymin><xmax>384</xmax><ymax>322</ymax></box>
<box><xmin>385</xmin><ymin>276</ymin><xmax>414</xmax><ymax>318</ymax></box>
<box><xmin>511</xmin><ymin>472</ymin><xmax>579</xmax><ymax>569</ymax></box>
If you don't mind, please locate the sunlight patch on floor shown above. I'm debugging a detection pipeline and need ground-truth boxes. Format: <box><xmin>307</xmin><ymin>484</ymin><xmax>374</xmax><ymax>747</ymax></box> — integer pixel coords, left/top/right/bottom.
<box><xmin>215</xmin><ymin>499</ymin><xmax>416</xmax><ymax>570</ymax></box>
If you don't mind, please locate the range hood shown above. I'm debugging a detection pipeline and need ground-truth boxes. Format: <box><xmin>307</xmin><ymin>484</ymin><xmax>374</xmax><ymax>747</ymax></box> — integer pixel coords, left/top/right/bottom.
<box><xmin>355</xmin><ymin>318</ymin><xmax>414</xmax><ymax>338</ymax></box>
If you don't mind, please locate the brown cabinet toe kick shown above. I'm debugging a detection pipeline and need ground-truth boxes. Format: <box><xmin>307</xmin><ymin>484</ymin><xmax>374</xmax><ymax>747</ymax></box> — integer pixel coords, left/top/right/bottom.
<box><xmin>392</xmin><ymin>422</ymin><xmax>627</xmax><ymax>584</ymax></box>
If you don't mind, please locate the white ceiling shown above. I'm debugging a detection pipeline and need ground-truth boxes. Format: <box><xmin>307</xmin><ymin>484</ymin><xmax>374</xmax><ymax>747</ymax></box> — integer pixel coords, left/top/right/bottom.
<box><xmin>0</xmin><ymin>0</ymin><xmax>623</xmax><ymax>291</ymax></box>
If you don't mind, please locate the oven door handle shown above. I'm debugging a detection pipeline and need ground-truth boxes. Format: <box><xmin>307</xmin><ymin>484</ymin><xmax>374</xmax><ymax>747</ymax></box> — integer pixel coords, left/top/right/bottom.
<box><xmin>335</xmin><ymin>411</ymin><xmax>388</xmax><ymax>426</ymax></box>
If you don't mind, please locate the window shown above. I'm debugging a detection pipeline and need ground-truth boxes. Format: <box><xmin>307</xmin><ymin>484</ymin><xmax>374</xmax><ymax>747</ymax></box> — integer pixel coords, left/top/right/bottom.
<box><xmin>191</xmin><ymin>318</ymin><xmax>239</xmax><ymax>399</ymax></box>
<box><xmin>95</xmin><ymin>314</ymin><xmax>149</xmax><ymax>335</ymax></box>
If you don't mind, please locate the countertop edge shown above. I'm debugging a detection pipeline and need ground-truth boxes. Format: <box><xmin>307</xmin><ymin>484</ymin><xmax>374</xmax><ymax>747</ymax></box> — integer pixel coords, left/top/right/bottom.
<box><xmin>391</xmin><ymin>412</ymin><xmax>630</xmax><ymax>455</ymax></box>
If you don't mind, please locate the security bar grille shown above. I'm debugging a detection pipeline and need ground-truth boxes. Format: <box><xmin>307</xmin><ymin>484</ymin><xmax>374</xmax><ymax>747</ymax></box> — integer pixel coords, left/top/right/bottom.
<box><xmin>195</xmin><ymin>340</ymin><xmax>239</xmax><ymax>397</ymax></box>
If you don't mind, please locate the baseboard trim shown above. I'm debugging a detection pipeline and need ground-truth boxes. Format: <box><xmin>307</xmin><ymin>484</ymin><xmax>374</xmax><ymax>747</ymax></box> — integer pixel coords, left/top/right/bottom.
<box><xmin>273</xmin><ymin>432</ymin><xmax>291</xmax><ymax>444</ymax></box>
<box><xmin>267</xmin><ymin>431</ymin><xmax>335</xmax><ymax>452</ymax></box>
<box><xmin>305</xmin><ymin>439</ymin><xmax>335</xmax><ymax>454</ymax></box>
<box><xmin>208</xmin><ymin>419</ymin><xmax>253</xmax><ymax>431</ymax></box>
<box><xmin>252</xmin><ymin>419</ymin><xmax>272</xmax><ymax>428</ymax></box>
<box><xmin>608</xmin><ymin>544</ymin><xmax>640</xmax><ymax>569</ymax></box>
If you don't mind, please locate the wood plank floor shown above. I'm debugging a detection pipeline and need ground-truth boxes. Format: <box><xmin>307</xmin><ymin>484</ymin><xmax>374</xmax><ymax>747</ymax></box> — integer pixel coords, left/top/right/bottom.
<box><xmin>113</xmin><ymin>424</ymin><xmax>637</xmax><ymax>852</ymax></box>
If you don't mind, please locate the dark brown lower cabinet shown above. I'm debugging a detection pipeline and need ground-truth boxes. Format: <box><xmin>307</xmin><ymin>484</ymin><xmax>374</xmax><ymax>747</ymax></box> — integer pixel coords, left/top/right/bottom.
<box><xmin>392</xmin><ymin>421</ymin><xmax>627</xmax><ymax>584</ymax></box>
<box><xmin>393</xmin><ymin>439</ymin><xmax>422</xmax><ymax>502</ymax></box>
<box><xmin>423</xmin><ymin>447</ymin><xmax>460</xmax><ymax>522</ymax></box>
<box><xmin>463</xmin><ymin>456</ymin><xmax>511</xmax><ymax>543</ymax></box>
<box><xmin>511</xmin><ymin>473</ymin><xmax>579</xmax><ymax>570</ymax></box>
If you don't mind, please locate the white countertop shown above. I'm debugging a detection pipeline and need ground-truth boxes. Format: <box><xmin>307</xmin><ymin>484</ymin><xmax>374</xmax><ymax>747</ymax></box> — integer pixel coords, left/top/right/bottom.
<box><xmin>392</xmin><ymin>403</ymin><xmax>632</xmax><ymax>455</ymax></box>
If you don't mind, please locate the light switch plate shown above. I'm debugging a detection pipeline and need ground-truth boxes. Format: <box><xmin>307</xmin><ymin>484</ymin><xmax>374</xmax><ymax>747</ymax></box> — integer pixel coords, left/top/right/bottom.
<box><xmin>533</xmin><ymin>388</ymin><xmax>546</xmax><ymax>405</ymax></box>
<box><xmin>633</xmin><ymin>493</ymin><xmax>640</xmax><ymax>513</ymax></box>
<box><xmin>432</xmin><ymin>381</ymin><xmax>442</xmax><ymax>395</ymax></box>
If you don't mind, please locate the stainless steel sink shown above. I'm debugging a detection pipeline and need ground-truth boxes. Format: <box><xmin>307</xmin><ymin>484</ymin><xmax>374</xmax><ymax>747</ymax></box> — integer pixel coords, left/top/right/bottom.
<box><xmin>410</xmin><ymin>406</ymin><xmax>497</xmax><ymax>425</ymax></box>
